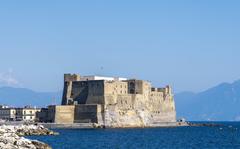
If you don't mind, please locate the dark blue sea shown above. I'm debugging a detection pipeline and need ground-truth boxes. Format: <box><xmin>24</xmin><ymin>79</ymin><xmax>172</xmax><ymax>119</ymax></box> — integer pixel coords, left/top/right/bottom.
<box><xmin>28</xmin><ymin>122</ymin><xmax>240</xmax><ymax>149</ymax></box>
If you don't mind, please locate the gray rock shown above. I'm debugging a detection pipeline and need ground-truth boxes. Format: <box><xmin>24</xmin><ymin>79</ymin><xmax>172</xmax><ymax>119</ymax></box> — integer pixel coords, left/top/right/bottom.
<box><xmin>0</xmin><ymin>124</ymin><xmax>55</xmax><ymax>149</ymax></box>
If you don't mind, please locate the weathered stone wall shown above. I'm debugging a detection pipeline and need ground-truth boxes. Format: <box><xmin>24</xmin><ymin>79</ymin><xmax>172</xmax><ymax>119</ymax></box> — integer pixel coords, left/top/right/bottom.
<box><xmin>74</xmin><ymin>104</ymin><xmax>103</xmax><ymax>124</ymax></box>
<box><xmin>86</xmin><ymin>81</ymin><xmax>105</xmax><ymax>104</ymax></box>
<box><xmin>48</xmin><ymin>105</ymin><xmax>75</xmax><ymax>124</ymax></box>
<box><xmin>105</xmin><ymin>81</ymin><xmax>128</xmax><ymax>95</ymax></box>
<box><xmin>104</xmin><ymin>95</ymin><xmax>176</xmax><ymax>127</ymax></box>
<box><xmin>62</xmin><ymin>80</ymin><xmax>105</xmax><ymax>105</ymax></box>
<box><xmin>70</xmin><ymin>81</ymin><xmax>88</xmax><ymax>104</ymax></box>
<box><xmin>62</xmin><ymin>81</ymin><xmax>73</xmax><ymax>105</ymax></box>
<box><xmin>103</xmin><ymin>81</ymin><xmax>176</xmax><ymax>127</ymax></box>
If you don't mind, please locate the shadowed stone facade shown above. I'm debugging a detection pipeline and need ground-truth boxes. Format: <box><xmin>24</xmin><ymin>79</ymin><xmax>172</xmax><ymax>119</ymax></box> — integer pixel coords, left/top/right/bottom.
<box><xmin>57</xmin><ymin>74</ymin><xmax>176</xmax><ymax>127</ymax></box>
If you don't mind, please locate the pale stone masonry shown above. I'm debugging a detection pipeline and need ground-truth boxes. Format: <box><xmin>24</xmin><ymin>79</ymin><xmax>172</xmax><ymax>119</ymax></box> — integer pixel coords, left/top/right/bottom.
<box><xmin>52</xmin><ymin>74</ymin><xmax>176</xmax><ymax>127</ymax></box>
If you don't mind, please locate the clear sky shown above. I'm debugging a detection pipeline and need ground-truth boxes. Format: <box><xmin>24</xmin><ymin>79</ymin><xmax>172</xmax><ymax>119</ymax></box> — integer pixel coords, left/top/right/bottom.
<box><xmin>0</xmin><ymin>0</ymin><xmax>239</xmax><ymax>93</ymax></box>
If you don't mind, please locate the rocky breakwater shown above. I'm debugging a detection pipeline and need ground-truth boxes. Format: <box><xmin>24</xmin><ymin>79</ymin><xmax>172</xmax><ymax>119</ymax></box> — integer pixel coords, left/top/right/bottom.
<box><xmin>0</xmin><ymin>124</ymin><xmax>58</xmax><ymax>149</ymax></box>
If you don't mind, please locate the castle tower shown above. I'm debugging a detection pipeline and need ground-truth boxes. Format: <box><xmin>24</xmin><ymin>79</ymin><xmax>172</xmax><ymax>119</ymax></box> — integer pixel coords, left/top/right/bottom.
<box><xmin>61</xmin><ymin>74</ymin><xmax>80</xmax><ymax>105</ymax></box>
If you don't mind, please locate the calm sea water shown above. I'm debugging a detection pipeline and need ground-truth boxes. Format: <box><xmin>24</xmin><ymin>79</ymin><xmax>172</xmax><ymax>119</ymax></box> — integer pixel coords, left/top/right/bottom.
<box><xmin>28</xmin><ymin>122</ymin><xmax>240</xmax><ymax>149</ymax></box>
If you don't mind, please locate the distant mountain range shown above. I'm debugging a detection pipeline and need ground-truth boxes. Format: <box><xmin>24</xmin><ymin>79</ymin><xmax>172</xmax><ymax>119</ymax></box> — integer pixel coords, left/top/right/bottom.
<box><xmin>0</xmin><ymin>87</ymin><xmax>61</xmax><ymax>108</ymax></box>
<box><xmin>1</xmin><ymin>80</ymin><xmax>240</xmax><ymax>121</ymax></box>
<box><xmin>175</xmin><ymin>80</ymin><xmax>240</xmax><ymax>121</ymax></box>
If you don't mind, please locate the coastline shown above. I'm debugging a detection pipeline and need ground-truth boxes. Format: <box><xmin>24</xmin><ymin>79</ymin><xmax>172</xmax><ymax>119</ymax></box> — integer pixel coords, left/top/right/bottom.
<box><xmin>40</xmin><ymin>122</ymin><xmax>223</xmax><ymax>129</ymax></box>
<box><xmin>0</xmin><ymin>121</ymin><xmax>224</xmax><ymax>148</ymax></box>
<box><xmin>0</xmin><ymin>121</ymin><xmax>222</xmax><ymax>129</ymax></box>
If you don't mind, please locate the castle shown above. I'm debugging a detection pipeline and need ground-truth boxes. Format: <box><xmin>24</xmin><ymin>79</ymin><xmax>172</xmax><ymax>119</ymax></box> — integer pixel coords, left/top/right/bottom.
<box><xmin>40</xmin><ymin>74</ymin><xmax>176</xmax><ymax>127</ymax></box>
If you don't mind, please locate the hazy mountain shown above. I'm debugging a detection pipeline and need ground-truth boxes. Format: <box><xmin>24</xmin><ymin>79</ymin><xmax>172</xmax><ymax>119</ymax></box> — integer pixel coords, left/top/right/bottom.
<box><xmin>0</xmin><ymin>87</ymin><xmax>61</xmax><ymax>107</ymax></box>
<box><xmin>175</xmin><ymin>80</ymin><xmax>240</xmax><ymax>121</ymax></box>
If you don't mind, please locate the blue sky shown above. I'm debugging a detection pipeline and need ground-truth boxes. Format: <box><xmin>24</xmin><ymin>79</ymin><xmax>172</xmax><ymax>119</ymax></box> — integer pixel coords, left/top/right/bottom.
<box><xmin>0</xmin><ymin>0</ymin><xmax>239</xmax><ymax>92</ymax></box>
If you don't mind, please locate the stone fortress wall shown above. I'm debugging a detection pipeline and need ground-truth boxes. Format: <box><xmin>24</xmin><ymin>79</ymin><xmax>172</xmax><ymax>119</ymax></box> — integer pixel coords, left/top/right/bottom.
<box><xmin>58</xmin><ymin>74</ymin><xmax>176</xmax><ymax>127</ymax></box>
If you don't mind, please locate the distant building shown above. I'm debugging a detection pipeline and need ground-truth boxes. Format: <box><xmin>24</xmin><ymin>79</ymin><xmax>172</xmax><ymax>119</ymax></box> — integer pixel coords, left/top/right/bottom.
<box><xmin>0</xmin><ymin>105</ymin><xmax>41</xmax><ymax>122</ymax></box>
<box><xmin>38</xmin><ymin>74</ymin><xmax>176</xmax><ymax>127</ymax></box>
<box><xmin>0</xmin><ymin>105</ymin><xmax>9</xmax><ymax>109</ymax></box>
<box><xmin>15</xmin><ymin>106</ymin><xmax>41</xmax><ymax>121</ymax></box>
<box><xmin>0</xmin><ymin>107</ymin><xmax>16</xmax><ymax>121</ymax></box>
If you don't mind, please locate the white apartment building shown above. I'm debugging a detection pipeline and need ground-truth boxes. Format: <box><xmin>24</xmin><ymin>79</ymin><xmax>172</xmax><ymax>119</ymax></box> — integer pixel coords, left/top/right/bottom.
<box><xmin>15</xmin><ymin>107</ymin><xmax>41</xmax><ymax>121</ymax></box>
